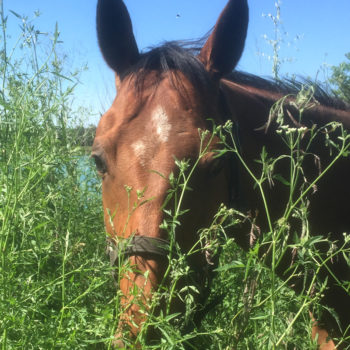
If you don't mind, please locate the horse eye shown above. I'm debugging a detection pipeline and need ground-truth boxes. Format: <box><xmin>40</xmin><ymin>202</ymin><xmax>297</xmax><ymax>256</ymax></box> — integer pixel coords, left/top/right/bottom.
<box><xmin>92</xmin><ymin>153</ymin><xmax>107</xmax><ymax>176</ymax></box>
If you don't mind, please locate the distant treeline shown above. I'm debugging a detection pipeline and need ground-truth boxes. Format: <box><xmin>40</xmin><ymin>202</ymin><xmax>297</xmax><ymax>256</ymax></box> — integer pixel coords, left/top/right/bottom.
<box><xmin>64</xmin><ymin>125</ymin><xmax>97</xmax><ymax>147</ymax></box>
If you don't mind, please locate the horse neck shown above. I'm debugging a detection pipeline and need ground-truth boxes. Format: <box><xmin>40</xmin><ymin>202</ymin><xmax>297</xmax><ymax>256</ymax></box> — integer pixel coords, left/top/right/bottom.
<box><xmin>220</xmin><ymin>78</ymin><xmax>350</xmax><ymax>131</ymax></box>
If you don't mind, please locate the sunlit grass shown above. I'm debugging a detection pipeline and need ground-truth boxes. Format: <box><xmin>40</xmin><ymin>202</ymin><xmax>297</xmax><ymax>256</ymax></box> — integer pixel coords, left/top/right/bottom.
<box><xmin>1</xmin><ymin>6</ymin><xmax>349</xmax><ymax>350</ymax></box>
<box><xmin>0</xmin><ymin>9</ymin><xmax>115</xmax><ymax>349</ymax></box>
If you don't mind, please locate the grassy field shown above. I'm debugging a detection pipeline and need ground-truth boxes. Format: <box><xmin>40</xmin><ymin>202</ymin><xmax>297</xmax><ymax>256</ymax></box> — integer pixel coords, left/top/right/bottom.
<box><xmin>1</xmin><ymin>7</ymin><xmax>349</xmax><ymax>350</ymax></box>
<box><xmin>0</xmin><ymin>11</ymin><xmax>117</xmax><ymax>349</ymax></box>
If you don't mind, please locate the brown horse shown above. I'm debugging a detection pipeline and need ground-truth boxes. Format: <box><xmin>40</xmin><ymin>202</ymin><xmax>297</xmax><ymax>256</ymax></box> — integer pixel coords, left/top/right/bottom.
<box><xmin>93</xmin><ymin>0</ymin><xmax>350</xmax><ymax>348</ymax></box>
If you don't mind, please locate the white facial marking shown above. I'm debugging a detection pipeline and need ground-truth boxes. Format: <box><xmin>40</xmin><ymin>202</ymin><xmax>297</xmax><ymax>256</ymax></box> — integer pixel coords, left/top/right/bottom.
<box><xmin>152</xmin><ymin>106</ymin><xmax>171</xmax><ymax>143</ymax></box>
<box><xmin>132</xmin><ymin>107</ymin><xmax>171</xmax><ymax>167</ymax></box>
<box><xmin>132</xmin><ymin>140</ymin><xmax>146</xmax><ymax>166</ymax></box>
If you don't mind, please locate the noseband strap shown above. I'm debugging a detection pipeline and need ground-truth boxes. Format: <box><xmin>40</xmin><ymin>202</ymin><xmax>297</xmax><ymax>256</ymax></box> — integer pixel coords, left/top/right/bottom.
<box><xmin>107</xmin><ymin>236</ymin><xmax>170</xmax><ymax>266</ymax></box>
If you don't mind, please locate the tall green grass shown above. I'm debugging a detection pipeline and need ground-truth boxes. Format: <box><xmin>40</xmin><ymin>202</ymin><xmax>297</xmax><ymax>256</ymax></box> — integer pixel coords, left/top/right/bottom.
<box><xmin>0</xmin><ymin>9</ymin><xmax>117</xmax><ymax>349</ymax></box>
<box><xmin>1</xmin><ymin>5</ymin><xmax>350</xmax><ymax>350</ymax></box>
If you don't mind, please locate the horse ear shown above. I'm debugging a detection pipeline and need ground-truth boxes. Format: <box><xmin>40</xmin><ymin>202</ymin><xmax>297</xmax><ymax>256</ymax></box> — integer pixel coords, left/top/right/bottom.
<box><xmin>198</xmin><ymin>0</ymin><xmax>248</xmax><ymax>79</ymax></box>
<box><xmin>96</xmin><ymin>0</ymin><xmax>139</xmax><ymax>78</ymax></box>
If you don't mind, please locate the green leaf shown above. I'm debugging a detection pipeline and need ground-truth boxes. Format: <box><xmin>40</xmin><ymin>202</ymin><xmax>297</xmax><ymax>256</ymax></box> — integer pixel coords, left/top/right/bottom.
<box><xmin>274</xmin><ymin>173</ymin><xmax>290</xmax><ymax>186</ymax></box>
<box><xmin>9</xmin><ymin>10</ymin><xmax>22</xmax><ymax>19</ymax></box>
<box><xmin>214</xmin><ymin>261</ymin><xmax>245</xmax><ymax>272</ymax></box>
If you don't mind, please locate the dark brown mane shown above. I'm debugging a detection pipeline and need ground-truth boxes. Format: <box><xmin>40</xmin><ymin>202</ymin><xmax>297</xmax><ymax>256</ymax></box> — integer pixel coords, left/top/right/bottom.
<box><xmin>227</xmin><ymin>71</ymin><xmax>350</xmax><ymax>111</ymax></box>
<box><xmin>125</xmin><ymin>40</ymin><xmax>349</xmax><ymax>113</ymax></box>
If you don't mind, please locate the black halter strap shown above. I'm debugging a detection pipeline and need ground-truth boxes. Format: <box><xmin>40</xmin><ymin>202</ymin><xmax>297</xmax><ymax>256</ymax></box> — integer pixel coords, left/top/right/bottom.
<box><xmin>107</xmin><ymin>235</ymin><xmax>170</xmax><ymax>266</ymax></box>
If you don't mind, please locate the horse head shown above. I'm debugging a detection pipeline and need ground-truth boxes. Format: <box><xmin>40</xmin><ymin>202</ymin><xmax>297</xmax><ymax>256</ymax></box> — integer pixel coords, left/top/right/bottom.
<box><xmin>93</xmin><ymin>0</ymin><xmax>248</xmax><ymax>346</ymax></box>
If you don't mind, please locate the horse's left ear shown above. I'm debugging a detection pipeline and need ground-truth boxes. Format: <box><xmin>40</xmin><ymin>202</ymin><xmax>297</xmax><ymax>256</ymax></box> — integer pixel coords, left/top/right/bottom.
<box><xmin>198</xmin><ymin>0</ymin><xmax>248</xmax><ymax>79</ymax></box>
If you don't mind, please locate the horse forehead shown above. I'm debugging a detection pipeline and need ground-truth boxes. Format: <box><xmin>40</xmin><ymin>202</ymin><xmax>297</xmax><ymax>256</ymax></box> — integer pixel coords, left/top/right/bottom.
<box><xmin>96</xmin><ymin>72</ymin><xmax>207</xmax><ymax>149</ymax></box>
<box><xmin>129</xmin><ymin>106</ymin><xmax>173</xmax><ymax>164</ymax></box>
<box><xmin>128</xmin><ymin>102</ymin><xmax>205</xmax><ymax>169</ymax></box>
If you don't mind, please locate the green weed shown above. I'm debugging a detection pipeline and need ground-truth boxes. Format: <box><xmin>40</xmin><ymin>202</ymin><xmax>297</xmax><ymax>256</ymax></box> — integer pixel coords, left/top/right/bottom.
<box><xmin>0</xmin><ymin>8</ymin><xmax>114</xmax><ymax>349</ymax></box>
<box><xmin>1</xmin><ymin>4</ymin><xmax>350</xmax><ymax>350</ymax></box>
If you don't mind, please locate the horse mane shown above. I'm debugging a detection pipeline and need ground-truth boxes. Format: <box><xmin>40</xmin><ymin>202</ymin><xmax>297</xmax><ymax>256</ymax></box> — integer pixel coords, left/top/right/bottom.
<box><xmin>227</xmin><ymin>71</ymin><xmax>350</xmax><ymax>111</ymax></box>
<box><xmin>123</xmin><ymin>40</ymin><xmax>349</xmax><ymax>112</ymax></box>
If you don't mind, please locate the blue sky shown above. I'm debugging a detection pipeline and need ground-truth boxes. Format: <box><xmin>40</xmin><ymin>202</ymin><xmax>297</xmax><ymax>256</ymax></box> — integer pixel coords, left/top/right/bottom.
<box><xmin>4</xmin><ymin>0</ymin><xmax>350</xmax><ymax>123</ymax></box>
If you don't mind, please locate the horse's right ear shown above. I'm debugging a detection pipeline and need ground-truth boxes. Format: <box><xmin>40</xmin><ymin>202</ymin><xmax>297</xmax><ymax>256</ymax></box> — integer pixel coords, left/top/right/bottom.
<box><xmin>198</xmin><ymin>0</ymin><xmax>248</xmax><ymax>79</ymax></box>
<box><xmin>97</xmin><ymin>0</ymin><xmax>139</xmax><ymax>78</ymax></box>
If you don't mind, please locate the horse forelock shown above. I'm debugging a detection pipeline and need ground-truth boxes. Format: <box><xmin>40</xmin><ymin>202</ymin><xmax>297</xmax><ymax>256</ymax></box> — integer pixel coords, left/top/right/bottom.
<box><xmin>120</xmin><ymin>42</ymin><xmax>216</xmax><ymax>99</ymax></box>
